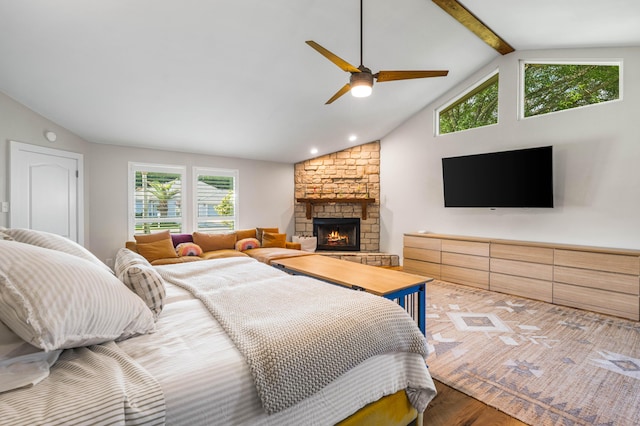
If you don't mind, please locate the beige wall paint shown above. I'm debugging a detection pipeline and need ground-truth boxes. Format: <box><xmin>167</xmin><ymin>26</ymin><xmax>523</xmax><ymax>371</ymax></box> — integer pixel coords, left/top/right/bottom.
<box><xmin>381</xmin><ymin>46</ymin><xmax>640</xmax><ymax>259</ymax></box>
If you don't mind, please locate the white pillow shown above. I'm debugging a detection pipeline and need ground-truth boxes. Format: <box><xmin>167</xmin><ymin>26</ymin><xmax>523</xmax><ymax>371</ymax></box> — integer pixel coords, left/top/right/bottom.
<box><xmin>0</xmin><ymin>240</ymin><xmax>155</xmax><ymax>351</ymax></box>
<box><xmin>115</xmin><ymin>248</ymin><xmax>166</xmax><ymax>320</ymax></box>
<box><xmin>292</xmin><ymin>235</ymin><xmax>317</xmax><ymax>252</ymax></box>
<box><xmin>0</xmin><ymin>320</ymin><xmax>61</xmax><ymax>392</ymax></box>
<box><xmin>4</xmin><ymin>228</ymin><xmax>113</xmax><ymax>274</ymax></box>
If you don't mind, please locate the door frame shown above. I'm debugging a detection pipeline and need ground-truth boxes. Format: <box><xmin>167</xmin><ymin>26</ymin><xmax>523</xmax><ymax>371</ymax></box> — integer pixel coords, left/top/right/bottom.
<box><xmin>9</xmin><ymin>140</ymin><xmax>85</xmax><ymax>244</ymax></box>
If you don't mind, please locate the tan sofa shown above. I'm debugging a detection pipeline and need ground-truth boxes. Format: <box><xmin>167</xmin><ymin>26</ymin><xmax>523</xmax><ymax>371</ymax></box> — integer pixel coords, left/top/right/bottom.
<box><xmin>125</xmin><ymin>227</ymin><xmax>311</xmax><ymax>266</ymax></box>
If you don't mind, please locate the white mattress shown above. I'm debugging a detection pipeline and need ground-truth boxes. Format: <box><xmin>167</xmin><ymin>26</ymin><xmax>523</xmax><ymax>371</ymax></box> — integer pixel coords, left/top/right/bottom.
<box><xmin>117</xmin><ymin>282</ymin><xmax>436</xmax><ymax>425</ymax></box>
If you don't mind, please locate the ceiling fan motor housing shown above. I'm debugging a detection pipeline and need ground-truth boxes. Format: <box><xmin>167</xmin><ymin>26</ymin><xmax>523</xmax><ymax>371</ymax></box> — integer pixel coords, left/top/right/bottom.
<box><xmin>350</xmin><ymin>67</ymin><xmax>374</xmax><ymax>97</ymax></box>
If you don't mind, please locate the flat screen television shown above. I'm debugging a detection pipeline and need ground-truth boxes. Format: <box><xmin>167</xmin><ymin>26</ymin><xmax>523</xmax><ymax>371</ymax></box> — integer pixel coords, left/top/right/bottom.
<box><xmin>442</xmin><ymin>146</ymin><xmax>553</xmax><ymax>208</ymax></box>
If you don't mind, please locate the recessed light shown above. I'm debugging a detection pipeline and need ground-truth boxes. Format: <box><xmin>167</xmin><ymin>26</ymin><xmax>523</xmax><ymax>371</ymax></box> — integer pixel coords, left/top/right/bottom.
<box><xmin>310</xmin><ymin>148</ymin><xmax>318</xmax><ymax>155</ymax></box>
<box><xmin>349</xmin><ymin>135</ymin><xmax>357</xmax><ymax>142</ymax></box>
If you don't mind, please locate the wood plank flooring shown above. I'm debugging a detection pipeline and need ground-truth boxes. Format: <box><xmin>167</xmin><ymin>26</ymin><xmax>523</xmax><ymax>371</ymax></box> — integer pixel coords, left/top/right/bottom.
<box><xmin>424</xmin><ymin>379</ymin><xmax>528</xmax><ymax>426</ymax></box>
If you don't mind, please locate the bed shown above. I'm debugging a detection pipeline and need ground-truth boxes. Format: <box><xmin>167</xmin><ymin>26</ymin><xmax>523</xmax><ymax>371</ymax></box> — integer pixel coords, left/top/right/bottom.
<box><xmin>0</xmin><ymin>228</ymin><xmax>436</xmax><ymax>425</ymax></box>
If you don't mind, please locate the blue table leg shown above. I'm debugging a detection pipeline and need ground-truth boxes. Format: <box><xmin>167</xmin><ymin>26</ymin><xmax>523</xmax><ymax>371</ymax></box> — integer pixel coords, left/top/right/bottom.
<box><xmin>382</xmin><ymin>282</ymin><xmax>427</xmax><ymax>336</ymax></box>
<box><xmin>418</xmin><ymin>283</ymin><xmax>425</xmax><ymax>335</ymax></box>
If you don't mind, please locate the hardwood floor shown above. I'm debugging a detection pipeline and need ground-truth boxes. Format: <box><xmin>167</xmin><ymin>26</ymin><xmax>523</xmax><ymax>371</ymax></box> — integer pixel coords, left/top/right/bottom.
<box><xmin>423</xmin><ymin>379</ymin><xmax>528</xmax><ymax>426</ymax></box>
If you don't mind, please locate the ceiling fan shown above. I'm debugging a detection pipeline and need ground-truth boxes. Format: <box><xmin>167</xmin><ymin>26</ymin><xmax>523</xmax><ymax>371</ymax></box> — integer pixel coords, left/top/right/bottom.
<box><xmin>306</xmin><ymin>0</ymin><xmax>449</xmax><ymax>104</ymax></box>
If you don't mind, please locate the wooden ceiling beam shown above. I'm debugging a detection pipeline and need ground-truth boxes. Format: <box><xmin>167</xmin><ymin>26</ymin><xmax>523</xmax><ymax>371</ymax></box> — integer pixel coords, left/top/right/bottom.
<box><xmin>432</xmin><ymin>0</ymin><xmax>515</xmax><ymax>55</ymax></box>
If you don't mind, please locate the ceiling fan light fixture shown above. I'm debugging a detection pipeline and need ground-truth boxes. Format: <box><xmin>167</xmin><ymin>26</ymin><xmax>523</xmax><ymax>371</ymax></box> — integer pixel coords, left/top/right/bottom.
<box><xmin>350</xmin><ymin>71</ymin><xmax>373</xmax><ymax>98</ymax></box>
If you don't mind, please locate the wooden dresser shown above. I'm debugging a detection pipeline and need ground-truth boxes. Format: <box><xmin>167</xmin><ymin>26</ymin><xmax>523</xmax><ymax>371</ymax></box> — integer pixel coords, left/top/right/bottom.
<box><xmin>403</xmin><ymin>233</ymin><xmax>640</xmax><ymax>321</ymax></box>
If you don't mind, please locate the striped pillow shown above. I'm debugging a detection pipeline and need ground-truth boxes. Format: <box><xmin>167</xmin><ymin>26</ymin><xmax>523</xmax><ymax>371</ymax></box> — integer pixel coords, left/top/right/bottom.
<box><xmin>115</xmin><ymin>248</ymin><xmax>166</xmax><ymax>320</ymax></box>
<box><xmin>0</xmin><ymin>240</ymin><xmax>155</xmax><ymax>351</ymax></box>
<box><xmin>5</xmin><ymin>228</ymin><xmax>113</xmax><ymax>274</ymax></box>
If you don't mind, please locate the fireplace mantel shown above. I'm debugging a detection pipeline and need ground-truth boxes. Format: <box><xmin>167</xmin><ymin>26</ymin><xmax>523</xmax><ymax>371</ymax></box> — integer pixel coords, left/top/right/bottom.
<box><xmin>296</xmin><ymin>197</ymin><xmax>376</xmax><ymax>220</ymax></box>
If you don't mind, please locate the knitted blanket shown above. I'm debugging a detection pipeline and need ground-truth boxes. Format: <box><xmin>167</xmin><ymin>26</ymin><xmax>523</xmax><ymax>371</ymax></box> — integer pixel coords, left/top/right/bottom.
<box><xmin>157</xmin><ymin>257</ymin><xmax>428</xmax><ymax>414</ymax></box>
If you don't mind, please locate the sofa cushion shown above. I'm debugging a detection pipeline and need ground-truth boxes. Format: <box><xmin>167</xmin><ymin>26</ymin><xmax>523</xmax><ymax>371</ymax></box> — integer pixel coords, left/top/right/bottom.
<box><xmin>200</xmin><ymin>249</ymin><xmax>249</xmax><ymax>260</ymax></box>
<box><xmin>150</xmin><ymin>256</ymin><xmax>203</xmax><ymax>266</ymax></box>
<box><xmin>171</xmin><ymin>233</ymin><xmax>194</xmax><ymax>247</ymax></box>
<box><xmin>236</xmin><ymin>237</ymin><xmax>261</xmax><ymax>251</ymax></box>
<box><xmin>193</xmin><ymin>232</ymin><xmax>237</xmax><ymax>252</ymax></box>
<box><xmin>134</xmin><ymin>230</ymin><xmax>171</xmax><ymax>244</ymax></box>
<box><xmin>262</xmin><ymin>232</ymin><xmax>287</xmax><ymax>248</ymax></box>
<box><xmin>256</xmin><ymin>227</ymin><xmax>279</xmax><ymax>243</ymax></box>
<box><xmin>136</xmin><ymin>238</ymin><xmax>179</xmax><ymax>262</ymax></box>
<box><xmin>243</xmin><ymin>247</ymin><xmax>313</xmax><ymax>265</ymax></box>
<box><xmin>236</xmin><ymin>229</ymin><xmax>257</xmax><ymax>240</ymax></box>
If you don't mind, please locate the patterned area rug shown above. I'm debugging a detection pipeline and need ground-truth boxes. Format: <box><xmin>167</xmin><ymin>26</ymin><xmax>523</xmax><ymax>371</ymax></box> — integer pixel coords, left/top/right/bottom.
<box><xmin>425</xmin><ymin>280</ymin><xmax>640</xmax><ymax>426</ymax></box>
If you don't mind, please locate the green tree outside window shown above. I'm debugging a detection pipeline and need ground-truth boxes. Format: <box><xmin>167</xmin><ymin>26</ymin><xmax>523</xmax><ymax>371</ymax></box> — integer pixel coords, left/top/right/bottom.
<box><xmin>438</xmin><ymin>73</ymin><xmax>499</xmax><ymax>135</ymax></box>
<box><xmin>523</xmin><ymin>63</ymin><xmax>620</xmax><ymax>117</ymax></box>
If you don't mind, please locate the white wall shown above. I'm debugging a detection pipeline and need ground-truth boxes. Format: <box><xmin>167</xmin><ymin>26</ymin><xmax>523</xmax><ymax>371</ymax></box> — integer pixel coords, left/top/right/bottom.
<box><xmin>0</xmin><ymin>91</ymin><xmax>91</xmax><ymax>237</ymax></box>
<box><xmin>380</xmin><ymin>46</ymin><xmax>640</xmax><ymax>259</ymax></box>
<box><xmin>1</xmin><ymin>90</ymin><xmax>295</xmax><ymax>263</ymax></box>
<box><xmin>88</xmin><ymin>143</ymin><xmax>294</xmax><ymax>262</ymax></box>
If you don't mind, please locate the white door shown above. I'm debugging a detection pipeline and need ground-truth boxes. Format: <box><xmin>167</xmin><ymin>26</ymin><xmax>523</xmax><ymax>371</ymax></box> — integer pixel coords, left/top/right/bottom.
<box><xmin>9</xmin><ymin>141</ymin><xmax>84</xmax><ymax>243</ymax></box>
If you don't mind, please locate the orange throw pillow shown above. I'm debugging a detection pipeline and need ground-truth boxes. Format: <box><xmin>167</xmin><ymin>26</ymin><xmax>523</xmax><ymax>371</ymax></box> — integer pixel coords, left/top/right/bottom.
<box><xmin>136</xmin><ymin>238</ymin><xmax>179</xmax><ymax>262</ymax></box>
<box><xmin>134</xmin><ymin>230</ymin><xmax>171</xmax><ymax>244</ymax></box>
<box><xmin>236</xmin><ymin>229</ymin><xmax>257</xmax><ymax>240</ymax></box>
<box><xmin>256</xmin><ymin>227</ymin><xmax>279</xmax><ymax>242</ymax></box>
<box><xmin>262</xmin><ymin>232</ymin><xmax>286</xmax><ymax>248</ymax></box>
<box><xmin>193</xmin><ymin>232</ymin><xmax>237</xmax><ymax>252</ymax></box>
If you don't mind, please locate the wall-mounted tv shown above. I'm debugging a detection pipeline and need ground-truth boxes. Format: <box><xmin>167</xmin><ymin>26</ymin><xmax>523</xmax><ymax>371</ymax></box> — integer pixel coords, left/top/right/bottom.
<box><xmin>442</xmin><ymin>146</ymin><xmax>553</xmax><ymax>208</ymax></box>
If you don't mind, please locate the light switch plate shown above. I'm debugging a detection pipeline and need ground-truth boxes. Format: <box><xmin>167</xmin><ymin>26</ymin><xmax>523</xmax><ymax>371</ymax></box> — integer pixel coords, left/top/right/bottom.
<box><xmin>1</xmin><ymin>202</ymin><xmax>9</xmax><ymax>213</ymax></box>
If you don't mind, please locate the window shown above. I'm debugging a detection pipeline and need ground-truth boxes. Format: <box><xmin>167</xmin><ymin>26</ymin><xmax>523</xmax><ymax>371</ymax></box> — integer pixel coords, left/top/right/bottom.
<box><xmin>522</xmin><ymin>61</ymin><xmax>620</xmax><ymax>118</ymax></box>
<box><xmin>193</xmin><ymin>167</ymin><xmax>238</xmax><ymax>233</ymax></box>
<box><xmin>437</xmin><ymin>70</ymin><xmax>499</xmax><ymax>135</ymax></box>
<box><xmin>129</xmin><ymin>163</ymin><xmax>185</xmax><ymax>236</ymax></box>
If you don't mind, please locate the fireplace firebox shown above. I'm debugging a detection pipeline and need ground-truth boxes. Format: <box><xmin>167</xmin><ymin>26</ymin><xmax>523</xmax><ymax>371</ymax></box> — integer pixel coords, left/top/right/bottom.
<box><xmin>313</xmin><ymin>218</ymin><xmax>360</xmax><ymax>251</ymax></box>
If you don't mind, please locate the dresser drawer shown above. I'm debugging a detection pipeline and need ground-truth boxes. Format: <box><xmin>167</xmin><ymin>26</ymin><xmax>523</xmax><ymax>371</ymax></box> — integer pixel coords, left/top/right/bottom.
<box><xmin>441</xmin><ymin>240</ymin><xmax>490</xmax><ymax>257</ymax></box>
<box><xmin>442</xmin><ymin>252</ymin><xmax>489</xmax><ymax>271</ymax></box>
<box><xmin>490</xmin><ymin>258</ymin><xmax>553</xmax><ymax>281</ymax></box>
<box><xmin>404</xmin><ymin>235</ymin><xmax>441</xmax><ymax>251</ymax></box>
<box><xmin>554</xmin><ymin>266</ymin><xmax>639</xmax><ymax>295</ymax></box>
<box><xmin>404</xmin><ymin>247</ymin><xmax>441</xmax><ymax>263</ymax></box>
<box><xmin>490</xmin><ymin>272</ymin><xmax>552</xmax><ymax>302</ymax></box>
<box><xmin>553</xmin><ymin>282</ymin><xmax>639</xmax><ymax>320</ymax></box>
<box><xmin>441</xmin><ymin>265</ymin><xmax>489</xmax><ymax>289</ymax></box>
<box><xmin>555</xmin><ymin>249</ymin><xmax>639</xmax><ymax>275</ymax></box>
<box><xmin>491</xmin><ymin>243</ymin><xmax>554</xmax><ymax>264</ymax></box>
<box><xmin>403</xmin><ymin>259</ymin><xmax>440</xmax><ymax>279</ymax></box>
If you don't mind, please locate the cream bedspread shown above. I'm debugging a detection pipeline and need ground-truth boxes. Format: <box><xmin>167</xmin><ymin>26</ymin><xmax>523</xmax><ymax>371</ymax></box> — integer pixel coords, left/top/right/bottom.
<box><xmin>156</xmin><ymin>257</ymin><xmax>430</xmax><ymax>414</ymax></box>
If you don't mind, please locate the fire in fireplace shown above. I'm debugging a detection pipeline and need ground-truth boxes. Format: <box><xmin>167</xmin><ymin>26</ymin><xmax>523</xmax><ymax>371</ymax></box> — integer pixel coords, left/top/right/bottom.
<box><xmin>313</xmin><ymin>218</ymin><xmax>360</xmax><ymax>251</ymax></box>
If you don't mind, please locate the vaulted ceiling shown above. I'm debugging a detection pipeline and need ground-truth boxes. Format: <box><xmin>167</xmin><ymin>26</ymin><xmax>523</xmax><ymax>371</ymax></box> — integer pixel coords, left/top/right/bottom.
<box><xmin>1</xmin><ymin>0</ymin><xmax>639</xmax><ymax>163</ymax></box>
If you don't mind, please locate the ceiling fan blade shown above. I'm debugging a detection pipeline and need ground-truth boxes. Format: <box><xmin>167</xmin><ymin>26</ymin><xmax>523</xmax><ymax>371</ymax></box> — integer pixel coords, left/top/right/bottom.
<box><xmin>375</xmin><ymin>70</ymin><xmax>449</xmax><ymax>82</ymax></box>
<box><xmin>306</xmin><ymin>41</ymin><xmax>361</xmax><ymax>74</ymax></box>
<box><xmin>325</xmin><ymin>83</ymin><xmax>351</xmax><ymax>105</ymax></box>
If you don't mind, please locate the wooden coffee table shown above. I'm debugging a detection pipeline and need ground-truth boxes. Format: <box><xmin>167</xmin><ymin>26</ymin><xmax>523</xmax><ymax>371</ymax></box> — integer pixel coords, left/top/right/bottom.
<box><xmin>272</xmin><ymin>254</ymin><xmax>432</xmax><ymax>334</ymax></box>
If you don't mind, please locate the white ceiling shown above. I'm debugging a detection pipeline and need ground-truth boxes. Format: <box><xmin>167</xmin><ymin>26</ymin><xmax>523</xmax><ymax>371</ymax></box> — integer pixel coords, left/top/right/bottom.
<box><xmin>1</xmin><ymin>0</ymin><xmax>639</xmax><ymax>163</ymax></box>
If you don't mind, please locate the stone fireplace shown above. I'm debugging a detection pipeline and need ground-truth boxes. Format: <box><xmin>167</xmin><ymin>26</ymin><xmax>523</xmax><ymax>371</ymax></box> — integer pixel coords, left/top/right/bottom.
<box><xmin>294</xmin><ymin>141</ymin><xmax>398</xmax><ymax>266</ymax></box>
<box><xmin>294</xmin><ymin>141</ymin><xmax>380</xmax><ymax>252</ymax></box>
<box><xmin>313</xmin><ymin>217</ymin><xmax>360</xmax><ymax>251</ymax></box>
